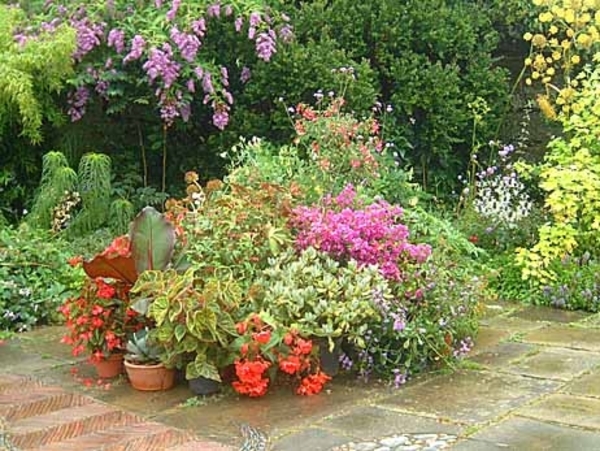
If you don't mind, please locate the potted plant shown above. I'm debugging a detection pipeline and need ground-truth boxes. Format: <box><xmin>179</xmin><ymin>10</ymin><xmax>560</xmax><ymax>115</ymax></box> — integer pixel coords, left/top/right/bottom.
<box><xmin>124</xmin><ymin>328</ymin><xmax>175</xmax><ymax>391</ymax></box>
<box><xmin>131</xmin><ymin>269</ymin><xmax>240</xmax><ymax>395</ymax></box>
<box><xmin>60</xmin><ymin>206</ymin><xmax>176</xmax><ymax>377</ymax></box>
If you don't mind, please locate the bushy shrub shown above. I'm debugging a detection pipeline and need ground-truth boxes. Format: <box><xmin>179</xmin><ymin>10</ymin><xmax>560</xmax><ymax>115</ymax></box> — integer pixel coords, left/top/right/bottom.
<box><xmin>279</xmin><ymin>0</ymin><xmax>510</xmax><ymax>192</ymax></box>
<box><xmin>0</xmin><ymin>225</ymin><xmax>84</xmax><ymax>333</ymax></box>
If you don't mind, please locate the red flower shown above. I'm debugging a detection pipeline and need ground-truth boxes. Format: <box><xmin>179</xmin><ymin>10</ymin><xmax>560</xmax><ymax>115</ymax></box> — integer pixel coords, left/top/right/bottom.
<box><xmin>95</xmin><ymin>279</ymin><xmax>116</xmax><ymax>299</ymax></box>
<box><xmin>468</xmin><ymin>235</ymin><xmax>479</xmax><ymax>244</ymax></box>
<box><xmin>296</xmin><ymin>371</ymin><xmax>331</xmax><ymax>396</ymax></box>
<box><xmin>235</xmin><ymin>321</ymin><xmax>247</xmax><ymax>334</ymax></box>
<box><xmin>278</xmin><ymin>355</ymin><xmax>302</xmax><ymax>375</ymax></box>
<box><xmin>294</xmin><ymin>338</ymin><xmax>313</xmax><ymax>355</ymax></box>
<box><xmin>283</xmin><ymin>333</ymin><xmax>294</xmax><ymax>346</ymax></box>
<box><xmin>101</xmin><ymin>235</ymin><xmax>131</xmax><ymax>258</ymax></box>
<box><xmin>91</xmin><ymin>305</ymin><xmax>104</xmax><ymax>316</ymax></box>
<box><xmin>253</xmin><ymin>330</ymin><xmax>271</xmax><ymax>345</ymax></box>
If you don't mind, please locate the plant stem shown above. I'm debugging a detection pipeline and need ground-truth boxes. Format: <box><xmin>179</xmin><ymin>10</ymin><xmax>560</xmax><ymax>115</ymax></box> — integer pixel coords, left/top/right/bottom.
<box><xmin>162</xmin><ymin>126</ymin><xmax>167</xmax><ymax>193</ymax></box>
<box><xmin>137</xmin><ymin>123</ymin><xmax>148</xmax><ymax>188</ymax></box>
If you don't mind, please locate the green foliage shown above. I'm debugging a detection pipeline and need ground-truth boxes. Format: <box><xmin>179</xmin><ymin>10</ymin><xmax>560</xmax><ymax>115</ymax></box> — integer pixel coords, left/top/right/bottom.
<box><xmin>517</xmin><ymin>66</ymin><xmax>600</xmax><ymax>284</ymax></box>
<box><xmin>279</xmin><ymin>0</ymin><xmax>510</xmax><ymax>192</ymax></box>
<box><xmin>536</xmin><ymin>254</ymin><xmax>600</xmax><ymax>312</ymax></box>
<box><xmin>487</xmin><ymin>253</ymin><xmax>539</xmax><ymax>303</ymax></box>
<box><xmin>0</xmin><ymin>4</ymin><xmax>75</xmax><ymax>142</ymax></box>
<box><xmin>125</xmin><ymin>328</ymin><xmax>162</xmax><ymax>365</ymax></box>
<box><xmin>29</xmin><ymin>151</ymin><xmax>135</xmax><ymax>235</ymax></box>
<box><xmin>132</xmin><ymin>268</ymin><xmax>238</xmax><ymax>381</ymax></box>
<box><xmin>255</xmin><ymin>247</ymin><xmax>385</xmax><ymax>347</ymax></box>
<box><xmin>0</xmin><ymin>224</ymin><xmax>84</xmax><ymax>333</ymax></box>
<box><xmin>28</xmin><ymin>151</ymin><xmax>78</xmax><ymax>229</ymax></box>
<box><xmin>130</xmin><ymin>206</ymin><xmax>176</xmax><ymax>274</ymax></box>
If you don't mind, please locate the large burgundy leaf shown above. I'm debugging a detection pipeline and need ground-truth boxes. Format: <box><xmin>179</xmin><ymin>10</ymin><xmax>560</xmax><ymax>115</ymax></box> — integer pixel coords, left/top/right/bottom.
<box><xmin>130</xmin><ymin>206</ymin><xmax>176</xmax><ymax>273</ymax></box>
<box><xmin>82</xmin><ymin>254</ymin><xmax>137</xmax><ymax>284</ymax></box>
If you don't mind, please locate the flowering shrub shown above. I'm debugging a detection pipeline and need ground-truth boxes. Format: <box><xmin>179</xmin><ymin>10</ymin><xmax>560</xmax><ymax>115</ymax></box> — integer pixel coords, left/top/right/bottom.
<box><xmin>229</xmin><ymin>314</ymin><xmax>330</xmax><ymax>397</ymax></box>
<box><xmin>538</xmin><ymin>254</ymin><xmax>600</xmax><ymax>311</ymax></box>
<box><xmin>291</xmin><ymin>184</ymin><xmax>431</xmax><ymax>280</ymax></box>
<box><xmin>27</xmin><ymin>0</ymin><xmax>291</xmax><ymax>128</ymax></box>
<box><xmin>59</xmin><ymin>276</ymin><xmax>143</xmax><ymax>362</ymax></box>
<box><xmin>350</xmin><ymin>257</ymin><xmax>483</xmax><ymax>383</ymax></box>
<box><xmin>523</xmin><ymin>0</ymin><xmax>600</xmax><ymax>117</ymax></box>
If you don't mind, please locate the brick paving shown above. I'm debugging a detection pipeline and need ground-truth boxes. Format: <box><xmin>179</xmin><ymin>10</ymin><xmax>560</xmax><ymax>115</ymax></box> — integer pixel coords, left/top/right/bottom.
<box><xmin>0</xmin><ymin>375</ymin><xmax>233</xmax><ymax>451</ymax></box>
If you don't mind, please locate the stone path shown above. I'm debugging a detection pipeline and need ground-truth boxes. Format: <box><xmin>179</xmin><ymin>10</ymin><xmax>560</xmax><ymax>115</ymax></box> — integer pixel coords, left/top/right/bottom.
<box><xmin>1</xmin><ymin>302</ymin><xmax>600</xmax><ymax>450</ymax></box>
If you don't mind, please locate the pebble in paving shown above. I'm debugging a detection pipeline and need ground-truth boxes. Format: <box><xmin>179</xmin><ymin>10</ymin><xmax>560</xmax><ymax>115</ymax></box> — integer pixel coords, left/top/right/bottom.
<box><xmin>332</xmin><ymin>433</ymin><xmax>458</xmax><ymax>451</ymax></box>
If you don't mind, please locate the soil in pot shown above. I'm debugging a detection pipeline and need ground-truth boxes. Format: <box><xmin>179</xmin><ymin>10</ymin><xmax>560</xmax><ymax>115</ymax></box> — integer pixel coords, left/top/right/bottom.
<box><xmin>124</xmin><ymin>361</ymin><xmax>176</xmax><ymax>391</ymax></box>
<box><xmin>188</xmin><ymin>376</ymin><xmax>221</xmax><ymax>395</ymax></box>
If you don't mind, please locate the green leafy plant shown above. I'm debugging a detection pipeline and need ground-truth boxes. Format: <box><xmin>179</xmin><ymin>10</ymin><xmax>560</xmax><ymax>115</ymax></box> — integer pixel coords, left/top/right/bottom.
<box><xmin>125</xmin><ymin>328</ymin><xmax>162</xmax><ymax>365</ymax></box>
<box><xmin>0</xmin><ymin>224</ymin><xmax>84</xmax><ymax>333</ymax></box>
<box><xmin>131</xmin><ymin>268</ymin><xmax>238</xmax><ymax>381</ymax></box>
<box><xmin>0</xmin><ymin>4</ymin><xmax>75</xmax><ymax>142</ymax></box>
<box><xmin>254</xmin><ymin>247</ymin><xmax>385</xmax><ymax>348</ymax></box>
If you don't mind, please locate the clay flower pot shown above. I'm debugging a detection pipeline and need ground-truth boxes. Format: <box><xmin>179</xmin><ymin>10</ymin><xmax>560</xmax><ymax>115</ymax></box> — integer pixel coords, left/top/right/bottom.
<box><xmin>93</xmin><ymin>353</ymin><xmax>124</xmax><ymax>378</ymax></box>
<box><xmin>124</xmin><ymin>360</ymin><xmax>176</xmax><ymax>391</ymax></box>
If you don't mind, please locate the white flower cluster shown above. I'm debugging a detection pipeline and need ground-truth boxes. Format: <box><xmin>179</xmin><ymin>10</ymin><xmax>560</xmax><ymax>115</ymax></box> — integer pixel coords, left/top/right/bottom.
<box><xmin>473</xmin><ymin>172</ymin><xmax>533</xmax><ymax>227</ymax></box>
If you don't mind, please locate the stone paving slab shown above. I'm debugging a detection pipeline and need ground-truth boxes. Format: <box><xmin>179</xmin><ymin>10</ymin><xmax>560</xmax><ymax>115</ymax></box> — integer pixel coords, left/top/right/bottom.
<box><xmin>469</xmin><ymin>328</ymin><xmax>513</xmax><ymax>354</ymax></box>
<box><xmin>469</xmin><ymin>342</ymin><xmax>538</xmax><ymax>368</ymax></box>
<box><xmin>479</xmin><ymin>316</ymin><xmax>548</xmax><ymax>332</ymax></box>
<box><xmin>452</xmin><ymin>417</ymin><xmax>600</xmax><ymax>450</ymax></box>
<box><xmin>379</xmin><ymin>371</ymin><xmax>559</xmax><ymax>424</ymax></box>
<box><xmin>517</xmin><ymin>393</ymin><xmax>600</xmax><ymax>430</ymax></box>
<box><xmin>523</xmin><ymin>326</ymin><xmax>600</xmax><ymax>352</ymax></box>
<box><xmin>563</xmin><ymin>369</ymin><xmax>600</xmax><ymax>398</ymax></box>
<box><xmin>504</xmin><ymin>347</ymin><xmax>600</xmax><ymax>381</ymax></box>
<box><xmin>317</xmin><ymin>406</ymin><xmax>462</xmax><ymax>441</ymax></box>
<box><xmin>509</xmin><ymin>306</ymin><xmax>591</xmax><ymax>324</ymax></box>
<box><xmin>272</xmin><ymin>427</ymin><xmax>351</xmax><ymax>451</ymax></box>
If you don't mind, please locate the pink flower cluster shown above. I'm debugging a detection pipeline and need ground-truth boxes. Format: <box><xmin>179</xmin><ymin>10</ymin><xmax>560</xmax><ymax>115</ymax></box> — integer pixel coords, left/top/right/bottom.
<box><xmin>290</xmin><ymin>185</ymin><xmax>432</xmax><ymax>280</ymax></box>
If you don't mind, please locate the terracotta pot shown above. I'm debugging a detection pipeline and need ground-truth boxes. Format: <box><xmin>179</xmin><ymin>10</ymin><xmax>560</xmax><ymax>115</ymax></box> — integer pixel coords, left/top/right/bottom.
<box><xmin>93</xmin><ymin>353</ymin><xmax>124</xmax><ymax>378</ymax></box>
<box><xmin>124</xmin><ymin>360</ymin><xmax>176</xmax><ymax>391</ymax></box>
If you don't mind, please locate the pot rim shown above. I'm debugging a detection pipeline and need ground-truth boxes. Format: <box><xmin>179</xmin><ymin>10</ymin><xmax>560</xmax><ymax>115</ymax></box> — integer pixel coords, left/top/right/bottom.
<box><xmin>124</xmin><ymin>360</ymin><xmax>168</xmax><ymax>370</ymax></box>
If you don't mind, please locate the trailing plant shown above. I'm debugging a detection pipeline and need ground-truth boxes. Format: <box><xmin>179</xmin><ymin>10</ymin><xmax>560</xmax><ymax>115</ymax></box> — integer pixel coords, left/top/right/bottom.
<box><xmin>0</xmin><ymin>4</ymin><xmax>75</xmax><ymax>142</ymax></box>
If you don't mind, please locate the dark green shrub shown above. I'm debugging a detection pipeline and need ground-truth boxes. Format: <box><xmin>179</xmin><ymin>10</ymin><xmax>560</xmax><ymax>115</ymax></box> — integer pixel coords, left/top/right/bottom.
<box><xmin>0</xmin><ymin>225</ymin><xmax>84</xmax><ymax>333</ymax></box>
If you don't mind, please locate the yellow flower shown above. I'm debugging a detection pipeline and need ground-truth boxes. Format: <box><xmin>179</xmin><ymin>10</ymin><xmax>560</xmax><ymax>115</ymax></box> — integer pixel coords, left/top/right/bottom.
<box><xmin>552</xmin><ymin>51</ymin><xmax>562</xmax><ymax>60</ymax></box>
<box><xmin>539</xmin><ymin>11</ymin><xmax>554</xmax><ymax>23</ymax></box>
<box><xmin>547</xmin><ymin>67</ymin><xmax>556</xmax><ymax>75</ymax></box>
<box><xmin>577</xmin><ymin>33</ymin><xmax>592</xmax><ymax>47</ymax></box>
<box><xmin>537</xmin><ymin>94</ymin><xmax>557</xmax><ymax>120</ymax></box>
<box><xmin>532</xmin><ymin>34</ymin><xmax>547</xmax><ymax>47</ymax></box>
<box><xmin>571</xmin><ymin>54</ymin><xmax>581</xmax><ymax>64</ymax></box>
<box><xmin>549</xmin><ymin>25</ymin><xmax>559</xmax><ymax>35</ymax></box>
<box><xmin>523</xmin><ymin>32</ymin><xmax>533</xmax><ymax>41</ymax></box>
<box><xmin>566</xmin><ymin>28</ymin><xmax>575</xmax><ymax>38</ymax></box>
<box><xmin>525</xmin><ymin>78</ymin><xmax>533</xmax><ymax>86</ymax></box>
<box><xmin>532</xmin><ymin>71</ymin><xmax>541</xmax><ymax>79</ymax></box>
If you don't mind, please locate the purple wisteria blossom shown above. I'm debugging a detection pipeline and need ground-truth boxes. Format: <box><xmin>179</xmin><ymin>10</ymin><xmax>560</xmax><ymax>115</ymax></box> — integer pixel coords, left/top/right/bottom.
<box><xmin>234</xmin><ymin>17</ymin><xmax>244</xmax><ymax>32</ymax></box>
<box><xmin>207</xmin><ymin>3</ymin><xmax>221</xmax><ymax>17</ymax></box>
<box><xmin>191</xmin><ymin>18</ymin><xmax>207</xmax><ymax>37</ymax></box>
<box><xmin>255</xmin><ymin>30</ymin><xmax>277</xmax><ymax>61</ymax></box>
<box><xmin>142</xmin><ymin>43</ymin><xmax>181</xmax><ymax>88</ymax></box>
<box><xmin>166</xmin><ymin>0</ymin><xmax>181</xmax><ymax>21</ymax></box>
<box><xmin>212</xmin><ymin>102</ymin><xmax>230</xmax><ymax>130</ymax></box>
<box><xmin>240</xmin><ymin>66</ymin><xmax>251</xmax><ymax>83</ymax></box>
<box><xmin>170</xmin><ymin>27</ymin><xmax>201</xmax><ymax>62</ymax></box>
<box><xmin>71</xmin><ymin>18</ymin><xmax>105</xmax><ymax>61</ymax></box>
<box><xmin>278</xmin><ymin>24</ymin><xmax>294</xmax><ymax>43</ymax></box>
<box><xmin>202</xmin><ymin>72</ymin><xmax>214</xmax><ymax>94</ymax></box>
<box><xmin>107</xmin><ymin>28</ymin><xmax>125</xmax><ymax>53</ymax></box>
<box><xmin>123</xmin><ymin>35</ymin><xmax>145</xmax><ymax>63</ymax></box>
<box><xmin>67</xmin><ymin>86</ymin><xmax>90</xmax><ymax>121</ymax></box>
<box><xmin>220</xmin><ymin>66</ymin><xmax>229</xmax><ymax>87</ymax></box>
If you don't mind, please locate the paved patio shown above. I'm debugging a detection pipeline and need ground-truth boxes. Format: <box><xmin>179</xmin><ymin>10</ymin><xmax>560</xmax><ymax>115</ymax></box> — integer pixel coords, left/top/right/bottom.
<box><xmin>1</xmin><ymin>301</ymin><xmax>600</xmax><ymax>450</ymax></box>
